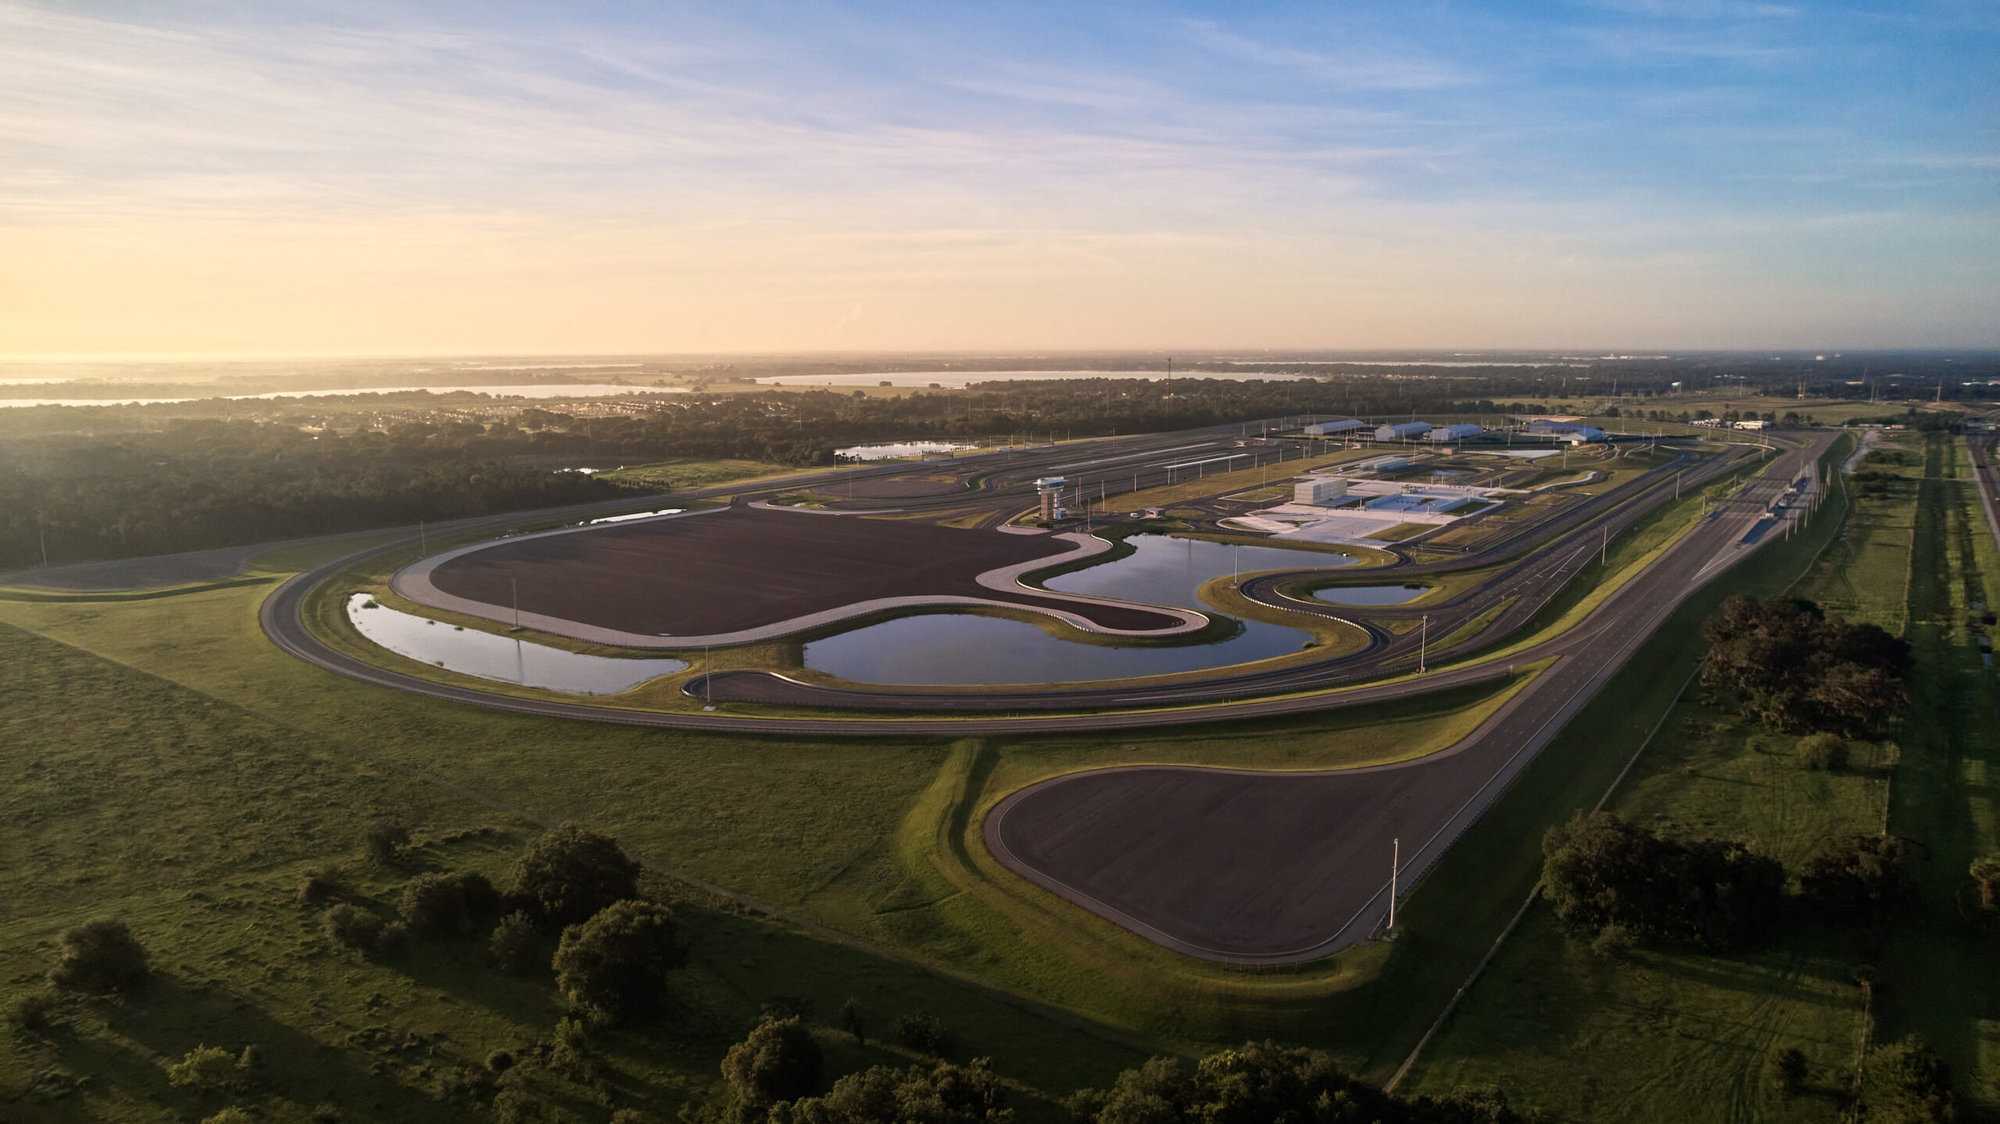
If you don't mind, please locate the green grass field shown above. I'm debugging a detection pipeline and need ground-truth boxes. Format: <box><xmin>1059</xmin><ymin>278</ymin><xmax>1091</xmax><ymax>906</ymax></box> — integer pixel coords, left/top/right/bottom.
<box><xmin>1396</xmin><ymin>431</ymin><xmax>2000</xmax><ymax>1120</ymax></box>
<box><xmin>8</xmin><ymin>425</ymin><xmax>1994</xmax><ymax>1121</ymax></box>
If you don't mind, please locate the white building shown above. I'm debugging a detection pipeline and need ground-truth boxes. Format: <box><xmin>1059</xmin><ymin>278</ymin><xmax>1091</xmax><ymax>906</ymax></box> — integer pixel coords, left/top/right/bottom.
<box><xmin>1293</xmin><ymin>478</ymin><xmax>1348</xmax><ymax>506</ymax></box>
<box><xmin>1375</xmin><ymin>421</ymin><xmax>1433</xmax><ymax>441</ymax></box>
<box><xmin>1304</xmin><ymin>419</ymin><xmax>1365</xmax><ymax>437</ymax></box>
<box><xmin>1426</xmin><ymin>424</ymin><xmax>1483</xmax><ymax>442</ymax></box>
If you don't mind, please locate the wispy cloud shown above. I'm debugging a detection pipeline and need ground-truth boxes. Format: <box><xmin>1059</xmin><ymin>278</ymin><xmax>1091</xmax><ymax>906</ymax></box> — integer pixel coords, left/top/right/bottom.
<box><xmin>1179</xmin><ymin>19</ymin><xmax>1475</xmax><ymax>91</ymax></box>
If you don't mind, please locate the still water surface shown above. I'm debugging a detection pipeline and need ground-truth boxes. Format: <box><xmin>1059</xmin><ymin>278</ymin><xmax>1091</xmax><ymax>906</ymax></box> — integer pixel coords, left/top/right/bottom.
<box><xmin>347</xmin><ymin>595</ymin><xmax>685</xmax><ymax>695</ymax></box>
<box><xmin>804</xmin><ymin>535</ymin><xmax>1356</xmax><ymax>686</ymax></box>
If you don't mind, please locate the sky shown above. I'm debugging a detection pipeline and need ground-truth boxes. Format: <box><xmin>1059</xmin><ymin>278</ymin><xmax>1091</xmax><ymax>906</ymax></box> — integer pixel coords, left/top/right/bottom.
<box><xmin>1</xmin><ymin>0</ymin><xmax>1995</xmax><ymax>358</ymax></box>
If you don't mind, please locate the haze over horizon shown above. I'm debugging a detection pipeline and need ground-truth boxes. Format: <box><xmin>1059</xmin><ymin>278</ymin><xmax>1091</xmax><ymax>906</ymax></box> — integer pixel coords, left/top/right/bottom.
<box><xmin>4</xmin><ymin>1</ymin><xmax>1996</xmax><ymax>359</ymax></box>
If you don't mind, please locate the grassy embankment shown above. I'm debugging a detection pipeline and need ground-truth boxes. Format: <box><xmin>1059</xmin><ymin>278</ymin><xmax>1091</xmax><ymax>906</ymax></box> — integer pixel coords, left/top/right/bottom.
<box><xmin>0</xmin><ymin>548</ymin><xmax>1162</xmax><ymax>1120</ymax></box>
<box><xmin>1398</xmin><ymin>431</ymin><xmax>1999</xmax><ymax>1120</ymax></box>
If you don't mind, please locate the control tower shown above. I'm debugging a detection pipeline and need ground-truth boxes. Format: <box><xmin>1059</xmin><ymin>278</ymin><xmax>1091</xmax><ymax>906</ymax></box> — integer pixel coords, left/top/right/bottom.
<box><xmin>1036</xmin><ymin>477</ymin><xmax>1068</xmax><ymax>523</ymax></box>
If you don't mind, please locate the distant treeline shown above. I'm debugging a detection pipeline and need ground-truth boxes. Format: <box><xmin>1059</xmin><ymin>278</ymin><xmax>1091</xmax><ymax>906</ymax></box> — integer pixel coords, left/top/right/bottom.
<box><xmin>0</xmin><ymin>372</ymin><xmax>1975</xmax><ymax>568</ymax></box>
<box><xmin>0</xmin><ymin>379</ymin><xmax>1532</xmax><ymax>567</ymax></box>
<box><xmin>1</xmin><ymin>421</ymin><xmax>620</xmax><ymax>568</ymax></box>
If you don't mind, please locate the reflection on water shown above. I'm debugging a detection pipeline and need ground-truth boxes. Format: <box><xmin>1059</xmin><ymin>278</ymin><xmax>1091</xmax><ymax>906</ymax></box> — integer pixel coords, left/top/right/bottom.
<box><xmin>805</xmin><ymin>535</ymin><xmax>1356</xmax><ymax>686</ymax></box>
<box><xmin>1312</xmin><ymin>584</ymin><xmax>1430</xmax><ymax>606</ymax></box>
<box><xmin>347</xmin><ymin>595</ymin><xmax>685</xmax><ymax>695</ymax></box>
<box><xmin>837</xmin><ymin>441</ymin><xmax>974</xmax><ymax>460</ymax></box>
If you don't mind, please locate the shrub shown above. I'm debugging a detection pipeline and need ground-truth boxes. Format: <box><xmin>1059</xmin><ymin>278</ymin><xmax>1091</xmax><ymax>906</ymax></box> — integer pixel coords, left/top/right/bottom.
<box><xmin>490</xmin><ymin>911</ymin><xmax>542</xmax><ymax>975</ymax></box>
<box><xmin>510</xmin><ymin>824</ymin><xmax>640</xmax><ymax>928</ymax></box>
<box><xmin>363</xmin><ymin>820</ymin><xmax>412</xmax><ymax>866</ymax></box>
<box><xmin>1591</xmin><ymin>923</ymin><xmax>1636</xmax><ymax>959</ymax></box>
<box><xmin>201</xmin><ymin>1110</ymin><xmax>255</xmax><ymax>1124</ymax></box>
<box><xmin>1770</xmin><ymin>1046</ymin><xmax>1808</xmax><ymax>1093</ymax></box>
<box><xmin>1797</xmin><ymin>732</ymin><xmax>1849</xmax><ymax>770</ymax></box>
<box><xmin>48</xmin><ymin>919</ymin><xmax>149</xmax><ymax>995</ymax></box>
<box><xmin>167</xmin><ymin>1044</ymin><xmax>239</xmax><ymax>1091</ymax></box>
<box><xmin>894</xmin><ymin>1011</ymin><xmax>955</xmax><ymax>1057</ymax></box>
<box><xmin>721</xmin><ymin>1016</ymin><xmax>825</xmax><ymax>1108</ymax></box>
<box><xmin>322</xmin><ymin>904</ymin><xmax>385</xmax><ymax>951</ymax></box>
<box><xmin>551</xmin><ymin>900</ymin><xmax>687</xmax><ymax>1025</ymax></box>
<box><xmin>399</xmin><ymin>873</ymin><xmax>471</xmax><ymax>936</ymax></box>
<box><xmin>374</xmin><ymin>922</ymin><xmax>409</xmax><ymax>958</ymax></box>
<box><xmin>297</xmin><ymin>869</ymin><xmax>342</xmax><ymax>905</ymax></box>
<box><xmin>486</xmin><ymin>1049</ymin><xmax>516</xmax><ymax>1073</ymax></box>
<box><xmin>8</xmin><ymin>989</ymin><xmax>62</xmax><ymax>1033</ymax></box>
<box><xmin>838</xmin><ymin>997</ymin><xmax>866</xmax><ymax>1047</ymax></box>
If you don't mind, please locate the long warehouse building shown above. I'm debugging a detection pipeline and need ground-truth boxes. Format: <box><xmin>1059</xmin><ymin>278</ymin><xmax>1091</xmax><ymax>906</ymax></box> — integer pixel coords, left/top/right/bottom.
<box><xmin>1375</xmin><ymin>421</ymin><xmax>1433</xmax><ymax>441</ymax></box>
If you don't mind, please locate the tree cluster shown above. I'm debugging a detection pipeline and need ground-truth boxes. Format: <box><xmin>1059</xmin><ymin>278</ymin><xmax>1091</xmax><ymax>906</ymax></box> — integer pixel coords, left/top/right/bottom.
<box><xmin>1067</xmin><ymin>1042</ymin><xmax>1533</xmax><ymax>1124</ymax></box>
<box><xmin>1701</xmin><ymin>596</ymin><xmax>1911</xmax><ymax>736</ymax></box>
<box><xmin>1540</xmin><ymin>812</ymin><xmax>1784</xmax><ymax>951</ymax></box>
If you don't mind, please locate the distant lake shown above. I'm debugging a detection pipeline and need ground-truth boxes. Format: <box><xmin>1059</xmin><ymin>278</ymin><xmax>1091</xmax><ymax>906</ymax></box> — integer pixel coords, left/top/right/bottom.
<box><xmin>0</xmin><ymin>383</ymin><xmax>689</xmax><ymax>409</ymax></box>
<box><xmin>836</xmin><ymin>441</ymin><xmax>975</xmax><ymax>460</ymax></box>
<box><xmin>754</xmin><ymin>369</ymin><xmax>1307</xmax><ymax>388</ymax></box>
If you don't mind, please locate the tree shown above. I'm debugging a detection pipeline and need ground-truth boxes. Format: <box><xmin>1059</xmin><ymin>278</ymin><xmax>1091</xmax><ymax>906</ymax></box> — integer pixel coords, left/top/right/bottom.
<box><xmin>1701</xmin><ymin>596</ymin><xmax>1910</xmax><ymax>735</ymax></box>
<box><xmin>1066</xmin><ymin>1041</ymin><xmax>1532</xmax><ymax>1124</ymax></box>
<box><xmin>551</xmin><ymin>899</ymin><xmax>686</xmax><ymax>1025</ymax></box>
<box><xmin>48</xmin><ymin>919</ymin><xmax>149</xmax><ymax>995</ymax></box>
<box><xmin>837</xmin><ymin>998</ymin><xmax>866</xmax><ymax>1047</ymax></box>
<box><xmin>510</xmin><ymin>824</ymin><xmax>640</xmax><ymax>928</ymax></box>
<box><xmin>1770</xmin><ymin>1046</ymin><xmax>1808</xmax><ymax>1094</ymax></box>
<box><xmin>778</xmin><ymin>1058</ymin><xmax>1011</xmax><ymax>1123</ymax></box>
<box><xmin>399</xmin><ymin>872</ymin><xmax>471</xmax><ymax>936</ymax></box>
<box><xmin>894</xmin><ymin>1011</ymin><xmax>955</xmax><ymax>1057</ymax></box>
<box><xmin>1797</xmin><ymin>732</ymin><xmax>1849</xmax><ymax>771</ymax></box>
<box><xmin>1540</xmin><ymin>812</ymin><xmax>1783</xmax><ymax>951</ymax></box>
<box><xmin>1857</xmin><ymin>1035</ymin><xmax>1954</xmax><ymax>1122</ymax></box>
<box><xmin>490</xmin><ymin>911</ymin><xmax>542</xmax><ymax>974</ymax></box>
<box><xmin>1800</xmin><ymin>834</ymin><xmax>1917</xmax><ymax>922</ymax></box>
<box><xmin>722</xmin><ymin>1017</ymin><xmax>825</xmax><ymax>1110</ymax></box>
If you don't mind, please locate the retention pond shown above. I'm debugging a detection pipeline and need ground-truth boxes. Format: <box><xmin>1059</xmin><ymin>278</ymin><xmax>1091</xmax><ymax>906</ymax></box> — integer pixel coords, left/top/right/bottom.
<box><xmin>347</xmin><ymin>595</ymin><xmax>686</xmax><ymax>695</ymax></box>
<box><xmin>803</xmin><ymin>535</ymin><xmax>1356</xmax><ymax>686</ymax></box>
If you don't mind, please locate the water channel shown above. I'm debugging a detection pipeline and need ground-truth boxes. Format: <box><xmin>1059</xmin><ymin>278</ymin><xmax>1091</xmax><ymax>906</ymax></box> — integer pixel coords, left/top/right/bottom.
<box><xmin>347</xmin><ymin>595</ymin><xmax>686</xmax><ymax>695</ymax></box>
<box><xmin>803</xmin><ymin>535</ymin><xmax>1357</xmax><ymax>686</ymax></box>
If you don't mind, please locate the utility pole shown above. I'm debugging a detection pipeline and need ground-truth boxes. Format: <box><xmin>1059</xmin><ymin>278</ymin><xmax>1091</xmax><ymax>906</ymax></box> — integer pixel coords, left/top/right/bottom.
<box><xmin>1601</xmin><ymin>525</ymin><xmax>1608</xmax><ymax>566</ymax></box>
<box><xmin>1419</xmin><ymin>615</ymin><xmax>1428</xmax><ymax>673</ymax></box>
<box><xmin>1389</xmin><ymin>837</ymin><xmax>1400</xmax><ymax>935</ymax></box>
<box><xmin>418</xmin><ymin>519</ymin><xmax>427</xmax><ymax>558</ymax></box>
<box><xmin>39</xmin><ymin>527</ymin><xmax>49</xmax><ymax>568</ymax></box>
<box><xmin>511</xmin><ymin>577</ymin><xmax>521</xmax><ymax>630</ymax></box>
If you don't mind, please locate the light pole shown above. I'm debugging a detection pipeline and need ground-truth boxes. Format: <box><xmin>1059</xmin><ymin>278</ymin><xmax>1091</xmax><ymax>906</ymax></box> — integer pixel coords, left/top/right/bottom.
<box><xmin>1419</xmin><ymin>615</ymin><xmax>1428</xmax><ymax>673</ymax></box>
<box><xmin>1389</xmin><ymin>837</ymin><xmax>1400</xmax><ymax>936</ymax></box>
